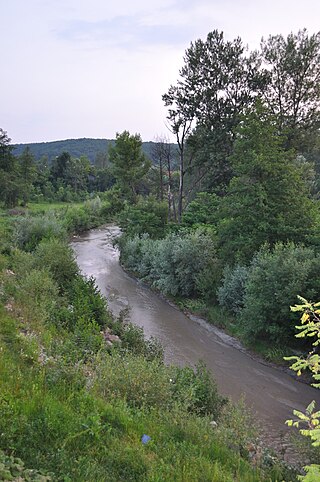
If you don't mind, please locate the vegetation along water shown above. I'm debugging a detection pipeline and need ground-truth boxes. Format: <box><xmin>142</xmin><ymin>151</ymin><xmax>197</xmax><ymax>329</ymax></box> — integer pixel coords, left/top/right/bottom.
<box><xmin>1</xmin><ymin>26</ymin><xmax>320</xmax><ymax>481</ymax></box>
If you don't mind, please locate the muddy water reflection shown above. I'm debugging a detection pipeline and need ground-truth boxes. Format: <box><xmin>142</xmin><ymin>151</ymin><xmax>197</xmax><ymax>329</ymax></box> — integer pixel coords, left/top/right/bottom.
<box><xmin>71</xmin><ymin>226</ymin><xmax>320</xmax><ymax>454</ymax></box>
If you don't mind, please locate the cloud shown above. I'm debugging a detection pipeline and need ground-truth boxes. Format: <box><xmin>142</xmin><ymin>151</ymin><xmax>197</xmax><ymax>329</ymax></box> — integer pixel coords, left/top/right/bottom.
<box><xmin>55</xmin><ymin>14</ymin><xmax>197</xmax><ymax>51</ymax></box>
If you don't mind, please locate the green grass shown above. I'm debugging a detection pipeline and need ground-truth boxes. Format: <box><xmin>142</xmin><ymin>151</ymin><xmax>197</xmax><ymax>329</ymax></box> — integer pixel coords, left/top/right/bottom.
<box><xmin>0</xmin><ymin>206</ymin><xmax>296</xmax><ymax>481</ymax></box>
<box><xmin>0</xmin><ymin>306</ymin><xmax>290</xmax><ymax>481</ymax></box>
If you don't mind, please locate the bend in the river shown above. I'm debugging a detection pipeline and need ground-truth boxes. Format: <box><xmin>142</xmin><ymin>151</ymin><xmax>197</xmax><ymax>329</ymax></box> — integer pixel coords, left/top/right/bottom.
<box><xmin>71</xmin><ymin>225</ymin><xmax>320</xmax><ymax>460</ymax></box>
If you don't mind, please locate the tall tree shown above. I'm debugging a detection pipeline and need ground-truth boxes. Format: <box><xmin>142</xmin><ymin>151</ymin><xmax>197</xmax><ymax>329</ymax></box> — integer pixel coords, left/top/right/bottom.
<box><xmin>0</xmin><ymin>128</ymin><xmax>21</xmax><ymax>207</ymax></box>
<box><xmin>109</xmin><ymin>131</ymin><xmax>151</xmax><ymax>202</ymax></box>
<box><xmin>18</xmin><ymin>147</ymin><xmax>37</xmax><ymax>205</ymax></box>
<box><xmin>260</xmin><ymin>29</ymin><xmax>320</xmax><ymax>150</ymax></box>
<box><xmin>218</xmin><ymin>103</ymin><xmax>315</xmax><ymax>263</ymax></box>
<box><xmin>151</xmin><ymin>136</ymin><xmax>177</xmax><ymax>220</ymax></box>
<box><xmin>163</xmin><ymin>85</ymin><xmax>195</xmax><ymax>222</ymax></box>
<box><xmin>163</xmin><ymin>30</ymin><xmax>262</xmax><ymax>207</ymax></box>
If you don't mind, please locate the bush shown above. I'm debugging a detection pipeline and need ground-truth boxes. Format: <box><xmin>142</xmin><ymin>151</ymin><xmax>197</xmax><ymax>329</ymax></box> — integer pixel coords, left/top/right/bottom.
<box><xmin>217</xmin><ymin>265</ymin><xmax>249</xmax><ymax>314</ymax></box>
<box><xmin>170</xmin><ymin>361</ymin><xmax>226</xmax><ymax>418</ymax></box>
<box><xmin>119</xmin><ymin>195</ymin><xmax>168</xmax><ymax>239</ymax></box>
<box><xmin>182</xmin><ymin>192</ymin><xmax>220</xmax><ymax>227</ymax></box>
<box><xmin>240</xmin><ymin>243</ymin><xmax>320</xmax><ymax>343</ymax></box>
<box><xmin>120</xmin><ymin>231</ymin><xmax>217</xmax><ymax>298</ymax></box>
<box><xmin>95</xmin><ymin>353</ymin><xmax>225</xmax><ymax>419</ymax></box>
<box><xmin>67</xmin><ymin>275</ymin><xmax>110</xmax><ymax>329</ymax></box>
<box><xmin>13</xmin><ymin>214</ymin><xmax>66</xmax><ymax>251</ymax></box>
<box><xmin>33</xmin><ymin>238</ymin><xmax>79</xmax><ymax>292</ymax></box>
<box><xmin>62</xmin><ymin>206</ymin><xmax>92</xmax><ymax>233</ymax></box>
<box><xmin>100</xmin><ymin>186</ymin><xmax>125</xmax><ymax>216</ymax></box>
<box><xmin>15</xmin><ymin>268</ymin><xmax>59</xmax><ymax>326</ymax></box>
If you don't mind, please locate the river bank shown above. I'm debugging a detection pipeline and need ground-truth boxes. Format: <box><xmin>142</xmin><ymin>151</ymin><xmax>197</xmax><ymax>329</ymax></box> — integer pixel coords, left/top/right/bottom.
<box><xmin>71</xmin><ymin>225</ymin><xmax>320</xmax><ymax>463</ymax></box>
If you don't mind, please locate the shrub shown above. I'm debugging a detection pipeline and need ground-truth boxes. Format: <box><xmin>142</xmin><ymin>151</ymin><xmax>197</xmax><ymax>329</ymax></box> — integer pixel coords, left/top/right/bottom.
<box><xmin>217</xmin><ymin>265</ymin><xmax>249</xmax><ymax>314</ymax></box>
<box><xmin>67</xmin><ymin>275</ymin><xmax>110</xmax><ymax>329</ymax></box>
<box><xmin>182</xmin><ymin>192</ymin><xmax>220</xmax><ymax>227</ymax></box>
<box><xmin>240</xmin><ymin>243</ymin><xmax>320</xmax><ymax>343</ymax></box>
<box><xmin>33</xmin><ymin>238</ymin><xmax>79</xmax><ymax>292</ymax></box>
<box><xmin>170</xmin><ymin>361</ymin><xmax>226</xmax><ymax>418</ymax></box>
<box><xmin>120</xmin><ymin>231</ymin><xmax>217</xmax><ymax>298</ymax></box>
<box><xmin>16</xmin><ymin>268</ymin><xmax>59</xmax><ymax>326</ymax></box>
<box><xmin>100</xmin><ymin>186</ymin><xmax>125</xmax><ymax>216</ymax></box>
<box><xmin>62</xmin><ymin>206</ymin><xmax>92</xmax><ymax>233</ymax></box>
<box><xmin>95</xmin><ymin>353</ymin><xmax>225</xmax><ymax>419</ymax></box>
<box><xmin>13</xmin><ymin>214</ymin><xmax>66</xmax><ymax>251</ymax></box>
<box><xmin>119</xmin><ymin>195</ymin><xmax>168</xmax><ymax>239</ymax></box>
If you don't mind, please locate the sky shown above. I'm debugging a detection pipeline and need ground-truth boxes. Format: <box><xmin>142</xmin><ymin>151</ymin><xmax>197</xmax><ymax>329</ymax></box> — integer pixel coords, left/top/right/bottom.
<box><xmin>2</xmin><ymin>0</ymin><xmax>320</xmax><ymax>144</ymax></box>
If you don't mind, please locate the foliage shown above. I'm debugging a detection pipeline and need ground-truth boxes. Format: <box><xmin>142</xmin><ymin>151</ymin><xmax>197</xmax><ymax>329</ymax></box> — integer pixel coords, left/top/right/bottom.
<box><xmin>120</xmin><ymin>231</ymin><xmax>217</xmax><ymax>298</ymax></box>
<box><xmin>0</xmin><ymin>448</ymin><xmax>52</xmax><ymax>481</ymax></box>
<box><xmin>163</xmin><ymin>30</ymin><xmax>262</xmax><ymax>198</ymax></box>
<box><xmin>240</xmin><ymin>243</ymin><xmax>320</xmax><ymax>344</ymax></box>
<box><xmin>260</xmin><ymin>29</ymin><xmax>320</xmax><ymax>150</ymax></box>
<box><xmin>119</xmin><ymin>196</ymin><xmax>168</xmax><ymax>239</ymax></box>
<box><xmin>65</xmin><ymin>275</ymin><xmax>110</xmax><ymax>330</ymax></box>
<box><xmin>217</xmin><ymin>265</ymin><xmax>250</xmax><ymax>315</ymax></box>
<box><xmin>15</xmin><ymin>268</ymin><xmax>59</xmax><ymax>326</ymax></box>
<box><xmin>33</xmin><ymin>238</ymin><xmax>79</xmax><ymax>292</ymax></box>
<box><xmin>13</xmin><ymin>213</ymin><xmax>66</xmax><ymax>251</ymax></box>
<box><xmin>218</xmin><ymin>103</ymin><xmax>315</xmax><ymax>264</ymax></box>
<box><xmin>109</xmin><ymin>131</ymin><xmax>151</xmax><ymax>201</ymax></box>
<box><xmin>182</xmin><ymin>192</ymin><xmax>220</xmax><ymax>227</ymax></box>
<box><xmin>285</xmin><ymin>298</ymin><xmax>320</xmax><ymax>481</ymax></box>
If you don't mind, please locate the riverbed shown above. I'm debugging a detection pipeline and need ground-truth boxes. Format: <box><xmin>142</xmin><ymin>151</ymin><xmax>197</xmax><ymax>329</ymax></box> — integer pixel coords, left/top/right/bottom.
<box><xmin>71</xmin><ymin>225</ymin><xmax>320</xmax><ymax>458</ymax></box>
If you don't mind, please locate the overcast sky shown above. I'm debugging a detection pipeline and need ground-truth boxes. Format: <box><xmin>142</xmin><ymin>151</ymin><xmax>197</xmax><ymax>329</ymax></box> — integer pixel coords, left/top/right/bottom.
<box><xmin>2</xmin><ymin>0</ymin><xmax>320</xmax><ymax>144</ymax></box>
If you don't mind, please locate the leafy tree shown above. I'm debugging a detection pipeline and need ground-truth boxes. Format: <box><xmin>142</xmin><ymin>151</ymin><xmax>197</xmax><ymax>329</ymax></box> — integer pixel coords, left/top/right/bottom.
<box><xmin>18</xmin><ymin>147</ymin><xmax>37</xmax><ymax>205</ymax></box>
<box><xmin>285</xmin><ymin>298</ymin><xmax>320</xmax><ymax>481</ymax></box>
<box><xmin>0</xmin><ymin>128</ymin><xmax>22</xmax><ymax>207</ymax></box>
<box><xmin>260</xmin><ymin>29</ymin><xmax>320</xmax><ymax>150</ymax></box>
<box><xmin>218</xmin><ymin>103</ymin><xmax>315</xmax><ymax>263</ymax></box>
<box><xmin>109</xmin><ymin>131</ymin><xmax>151</xmax><ymax>202</ymax></box>
<box><xmin>182</xmin><ymin>192</ymin><xmax>220</xmax><ymax>227</ymax></box>
<box><xmin>163</xmin><ymin>30</ymin><xmax>262</xmax><ymax>201</ymax></box>
<box><xmin>240</xmin><ymin>243</ymin><xmax>320</xmax><ymax>344</ymax></box>
<box><xmin>119</xmin><ymin>196</ymin><xmax>168</xmax><ymax>239</ymax></box>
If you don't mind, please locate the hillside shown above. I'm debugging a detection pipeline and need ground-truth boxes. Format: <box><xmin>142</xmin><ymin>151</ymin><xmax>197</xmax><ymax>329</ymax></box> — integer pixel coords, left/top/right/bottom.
<box><xmin>13</xmin><ymin>138</ymin><xmax>176</xmax><ymax>165</ymax></box>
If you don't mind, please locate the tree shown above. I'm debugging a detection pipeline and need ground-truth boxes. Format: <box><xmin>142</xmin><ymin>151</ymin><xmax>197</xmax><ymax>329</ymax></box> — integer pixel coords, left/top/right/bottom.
<box><xmin>0</xmin><ymin>128</ymin><xmax>22</xmax><ymax>207</ymax></box>
<box><xmin>163</xmin><ymin>30</ymin><xmax>262</xmax><ymax>203</ymax></box>
<box><xmin>285</xmin><ymin>298</ymin><xmax>320</xmax><ymax>481</ymax></box>
<box><xmin>163</xmin><ymin>84</ymin><xmax>195</xmax><ymax>222</ymax></box>
<box><xmin>109</xmin><ymin>131</ymin><xmax>151</xmax><ymax>202</ymax></box>
<box><xmin>218</xmin><ymin>103</ymin><xmax>315</xmax><ymax>263</ymax></box>
<box><xmin>260</xmin><ymin>29</ymin><xmax>320</xmax><ymax>151</ymax></box>
<box><xmin>50</xmin><ymin>151</ymin><xmax>71</xmax><ymax>187</ymax></box>
<box><xmin>151</xmin><ymin>136</ymin><xmax>177</xmax><ymax>220</ymax></box>
<box><xmin>18</xmin><ymin>147</ymin><xmax>37</xmax><ymax>205</ymax></box>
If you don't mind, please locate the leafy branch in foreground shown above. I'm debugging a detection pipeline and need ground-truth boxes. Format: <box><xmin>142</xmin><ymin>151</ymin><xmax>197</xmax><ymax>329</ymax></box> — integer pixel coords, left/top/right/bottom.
<box><xmin>285</xmin><ymin>296</ymin><xmax>320</xmax><ymax>481</ymax></box>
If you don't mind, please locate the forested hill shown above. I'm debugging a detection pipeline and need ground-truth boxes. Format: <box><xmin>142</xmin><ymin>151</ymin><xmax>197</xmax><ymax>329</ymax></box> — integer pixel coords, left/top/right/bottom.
<box><xmin>13</xmin><ymin>138</ymin><xmax>170</xmax><ymax>164</ymax></box>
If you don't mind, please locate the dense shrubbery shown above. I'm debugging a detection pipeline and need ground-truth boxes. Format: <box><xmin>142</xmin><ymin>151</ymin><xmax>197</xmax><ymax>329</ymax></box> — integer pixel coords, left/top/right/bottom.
<box><xmin>119</xmin><ymin>195</ymin><xmax>168</xmax><ymax>239</ymax></box>
<box><xmin>33</xmin><ymin>239</ymin><xmax>79</xmax><ymax>292</ymax></box>
<box><xmin>217</xmin><ymin>243</ymin><xmax>320</xmax><ymax>344</ymax></box>
<box><xmin>13</xmin><ymin>213</ymin><xmax>66</xmax><ymax>251</ymax></box>
<box><xmin>217</xmin><ymin>265</ymin><xmax>250</xmax><ymax>315</ymax></box>
<box><xmin>240</xmin><ymin>243</ymin><xmax>320</xmax><ymax>344</ymax></box>
<box><xmin>182</xmin><ymin>192</ymin><xmax>220</xmax><ymax>227</ymax></box>
<box><xmin>119</xmin><ymin>230</ymin><xmax>217</xmax><ymax>297</ymax></box>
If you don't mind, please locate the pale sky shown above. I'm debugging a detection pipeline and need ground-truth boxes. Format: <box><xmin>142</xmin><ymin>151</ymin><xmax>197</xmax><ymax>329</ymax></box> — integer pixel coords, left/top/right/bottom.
<box><xmin>2</xmin><ymin>0</ymin><xmax>320</xmax><ymax>144</ymax></box>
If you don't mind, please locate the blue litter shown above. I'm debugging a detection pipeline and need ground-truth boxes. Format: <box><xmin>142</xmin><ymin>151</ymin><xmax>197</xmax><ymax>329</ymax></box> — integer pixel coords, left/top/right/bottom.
<box><xmin>141</xmin><ymin>434</ymin><xmax>151</xmax><ymax>444</ymax></box>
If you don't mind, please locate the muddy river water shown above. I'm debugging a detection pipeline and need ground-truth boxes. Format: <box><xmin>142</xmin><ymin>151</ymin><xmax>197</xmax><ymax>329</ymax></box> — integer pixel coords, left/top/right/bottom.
<box><xmin>71</xmin><ymin>225</ymin><xmax>320</xmax><ymax>456</ymax></box>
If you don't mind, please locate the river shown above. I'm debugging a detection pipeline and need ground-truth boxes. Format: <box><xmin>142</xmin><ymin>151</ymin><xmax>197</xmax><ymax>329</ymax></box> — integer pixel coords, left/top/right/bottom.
<box><xmin>71</xmin><ymin>225</ymin><xmax>320</xmax><ymax>458</ymax></box>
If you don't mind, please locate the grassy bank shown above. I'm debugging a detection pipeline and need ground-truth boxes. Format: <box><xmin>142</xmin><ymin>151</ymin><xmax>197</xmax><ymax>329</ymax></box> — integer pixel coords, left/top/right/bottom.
<box><xmin>0</xmin><ymin>203</ymin><xmax>295</xmax><ymax>480</ymax></box>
